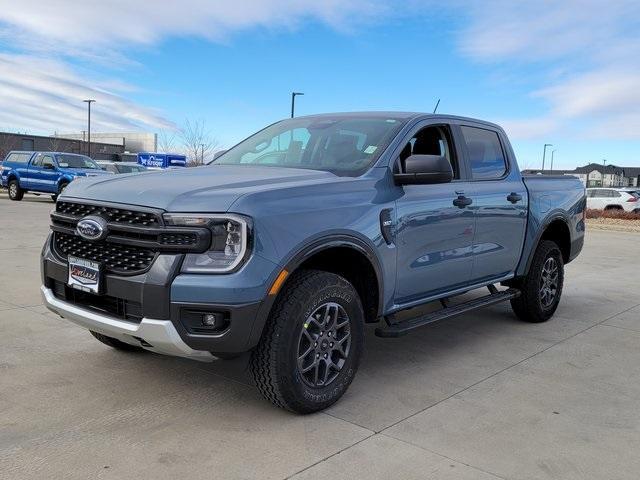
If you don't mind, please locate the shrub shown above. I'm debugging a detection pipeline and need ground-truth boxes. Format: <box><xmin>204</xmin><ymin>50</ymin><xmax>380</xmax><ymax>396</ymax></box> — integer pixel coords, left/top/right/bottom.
<box><xmin>586</xmin><ymin>208</ymin><xmax>640</xmax><ymax>220</ymax></box>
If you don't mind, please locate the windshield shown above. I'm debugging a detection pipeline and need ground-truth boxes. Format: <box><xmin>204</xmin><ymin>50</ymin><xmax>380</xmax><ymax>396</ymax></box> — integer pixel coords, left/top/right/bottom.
<box><xmin>209</xmin><ymin>115</ymin><xmax>407</xmax><ymax>176</ymax></box>
<box><xmin>57</xmin><ymin>154</ymin><xmax>101</xmax><ymax>170</ymax></box>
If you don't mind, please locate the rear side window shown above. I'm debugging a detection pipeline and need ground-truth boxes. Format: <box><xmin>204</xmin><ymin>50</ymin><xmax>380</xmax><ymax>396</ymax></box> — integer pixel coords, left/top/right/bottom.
<box><xmin>461</xmin><ymin>126</ymin><xmax>507</xmax><ymax>180</ymax></box>
<box><xmin>5</xmin><ymin>152</ymin><xmax>32</xmax><ymax>164</ymax></box>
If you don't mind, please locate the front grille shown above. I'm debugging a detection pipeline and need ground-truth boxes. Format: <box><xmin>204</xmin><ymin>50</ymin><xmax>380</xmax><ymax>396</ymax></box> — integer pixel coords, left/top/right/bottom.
<box><xmin>53</xmin><ymin>231</ymin><xmax>156</xmax><ymax>275</ymax></box>
<box><xmin>56</xmin><ymin>201</ymin><xmax>160</xmax><ymax>227</ymax></box>
<box><xmin>51</xmin><ymin>280</ymin><xmax>142</xmax><ymax>323</ymax></box>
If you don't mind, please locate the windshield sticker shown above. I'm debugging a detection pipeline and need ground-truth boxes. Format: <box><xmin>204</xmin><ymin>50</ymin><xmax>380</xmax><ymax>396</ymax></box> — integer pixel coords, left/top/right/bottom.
<box><xmin>364</xmin><ymin>145</ymin><xmax>377</xmax><ymax>154</ymax></box>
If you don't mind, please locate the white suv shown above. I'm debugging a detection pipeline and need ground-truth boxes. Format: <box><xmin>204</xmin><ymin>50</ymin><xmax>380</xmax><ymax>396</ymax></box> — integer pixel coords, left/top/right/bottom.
<box><xmin>586</xmin><ymin>188</ymin><xmax>640</xmax><ymax>212</ymax></box>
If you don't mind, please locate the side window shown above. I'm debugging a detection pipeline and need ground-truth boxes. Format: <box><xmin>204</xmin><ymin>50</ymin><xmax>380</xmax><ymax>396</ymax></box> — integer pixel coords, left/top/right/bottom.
<box><xmin>31</xmin><ymin>154</ymin><xmax>43</xmax><ymax>167</ymax></box>
<box><xmin>611</xmin><ymin>190</ymin><xmax>621</xmax><ymax>198</ymax></box>
<box><xmin>461</xmin><ymin>126</ymin><xmax>507</xmax><ymax>180</ymax></box>
<box><xmin>398</xmin><ymin>125</ymin><xmax>459</xmax><ymax>178</ymax></box>
<box><xmin>586</xmin><ymin>190</ymin><xmax>595</xmax><ymax>198</ymax></box>
<box><xmin>42</xmin><ymin>155</ymin><xmax>55</xmax><ymax>169</ymax></box>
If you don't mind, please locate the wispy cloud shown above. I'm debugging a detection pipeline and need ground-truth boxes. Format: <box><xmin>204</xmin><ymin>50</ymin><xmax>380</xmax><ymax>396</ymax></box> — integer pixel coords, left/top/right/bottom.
<box><xmin>454</xmin><ymin>0</ymin><xmax>640</xmax><ymax>140</ymax></box>
<box><xmin>0</xmin><ymin>0</ymin><xmax>385</xmax><ymax>134</ymax></box>
<box><xmin>0</xmin><ymin>54</ymin><xmax>175</xmax><ymax>133</ymax></box>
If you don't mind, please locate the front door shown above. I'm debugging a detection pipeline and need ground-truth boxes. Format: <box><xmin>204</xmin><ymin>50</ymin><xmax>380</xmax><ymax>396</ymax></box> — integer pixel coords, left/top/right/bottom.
<box><xmin>394</xmin><ymin>123</ymin><xmax>476</xmax><ymax>305</ymax></box>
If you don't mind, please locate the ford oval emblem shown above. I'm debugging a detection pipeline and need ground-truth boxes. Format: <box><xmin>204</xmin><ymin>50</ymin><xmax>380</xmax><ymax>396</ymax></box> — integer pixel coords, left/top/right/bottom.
<box><xmin>76</xmin><ymin>216</ymin><xmax>108</xmax><ymax>241</ymax></box>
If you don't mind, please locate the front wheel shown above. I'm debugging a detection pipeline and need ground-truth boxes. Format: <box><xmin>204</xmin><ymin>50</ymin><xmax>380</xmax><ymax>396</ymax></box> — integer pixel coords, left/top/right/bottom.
<box><xmin>8</xmin><ymin>179</ymin><xmax>24</xmax><ymax>201</ymax></box>
<box><xmin>510</xmin><ymin>240</ymin><xmax>564</xmax><ymax>323</ymax></box>
<box><xmin>250</xmin><ymin>270</ymin><xmax>364</xmax><ymax>413</ymax></box>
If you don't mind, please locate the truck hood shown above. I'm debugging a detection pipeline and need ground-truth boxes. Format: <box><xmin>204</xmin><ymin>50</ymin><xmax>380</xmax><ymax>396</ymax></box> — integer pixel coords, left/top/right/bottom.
<box><xmin>62</xmin><ymin>165</ymin><xmax>340</xmax><ymax>212</ymax></box>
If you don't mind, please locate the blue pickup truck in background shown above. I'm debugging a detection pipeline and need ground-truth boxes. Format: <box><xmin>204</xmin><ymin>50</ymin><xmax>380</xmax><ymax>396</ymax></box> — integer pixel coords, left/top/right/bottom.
<box><xmin>40</xmin><ymin>112</ymin><xmax>586</xmax><ymax>413</ymax></box>
<box><xmin>1</xmin><ymin>151</ymin><xmax>112</xmax><ymax>201</ymax></box>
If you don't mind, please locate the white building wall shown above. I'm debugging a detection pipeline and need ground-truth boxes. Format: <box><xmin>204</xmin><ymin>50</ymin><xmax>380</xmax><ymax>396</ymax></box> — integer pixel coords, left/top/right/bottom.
<box><xmin>57</xmin><ymin>132</ymin><xmax>158</xmax><ymax>153</ymax></box>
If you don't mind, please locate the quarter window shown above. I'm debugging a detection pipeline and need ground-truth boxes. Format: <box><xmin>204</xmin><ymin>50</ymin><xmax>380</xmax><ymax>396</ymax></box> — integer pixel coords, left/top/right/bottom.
<box><xmin>461</xmin><ymin>126</ymin><xmax>507</xmax><ymax>180</ymax></box>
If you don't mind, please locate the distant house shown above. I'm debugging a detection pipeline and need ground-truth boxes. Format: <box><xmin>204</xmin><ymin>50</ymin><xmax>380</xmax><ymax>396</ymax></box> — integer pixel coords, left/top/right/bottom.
<box><xmin>573</xmin><ymin>164</ymin><xmax>626</xmax><ymax>188</ymax></box>
<box><xmin>523</xmin><ymin>163</ymin><xmax>640</xmax><ymax>188</ymax></box>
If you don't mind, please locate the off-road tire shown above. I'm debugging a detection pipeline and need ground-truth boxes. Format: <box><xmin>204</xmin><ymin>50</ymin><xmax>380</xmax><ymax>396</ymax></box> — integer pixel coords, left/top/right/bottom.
<box><xmin>510</xmin><ymin>240</ymin><xmax>564</xmax><ymax>323</ymax></box>
<box><xmin>8</xmin><ymin>179</ymin><xmax>24</xmax><ymax>201</ymax></box>
<box><xmin>90</xmin><ymin>331</ymin><xmax>145</xmax><ymax>352</ymax></box>
<box><xmin>250</xmin><ymin>269</ymin><xmax>364</xmax><ymax>413</ymax></box>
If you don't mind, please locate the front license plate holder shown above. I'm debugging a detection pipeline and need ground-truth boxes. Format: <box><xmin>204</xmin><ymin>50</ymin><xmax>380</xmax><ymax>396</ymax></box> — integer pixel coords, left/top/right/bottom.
<box><xmin>68</xmin><ymin>255</ymin><xmax>102</xmax><ymax>294</ymax></box>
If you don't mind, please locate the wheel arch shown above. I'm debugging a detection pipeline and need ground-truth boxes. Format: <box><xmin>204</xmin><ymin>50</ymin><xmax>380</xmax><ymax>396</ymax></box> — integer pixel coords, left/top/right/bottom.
<box><xmin>521</xmin><ymin>216</ymin><xmax>571</xmax><ymax>277</ymax></box>
<box><xmin>285</xmin><ymin>236</ymin><xmax>383</xmax><ymax>319</ymax></box>
<box><xmin>246</xmin><ymin>235</ymin><xmax>384</xmax><ymax>350</ymax></box>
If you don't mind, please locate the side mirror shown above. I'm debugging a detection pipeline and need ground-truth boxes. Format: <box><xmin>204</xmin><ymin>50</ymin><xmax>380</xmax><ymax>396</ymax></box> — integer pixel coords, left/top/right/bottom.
<box><xmin>43</xmin><ymin>163</ymin><xmax>55</xmax><ymax>170</ymax></box>
<box><xmin>394</xmin><ymin>155</ymin><xmax>453</xmax><ymax>185</ymax></box>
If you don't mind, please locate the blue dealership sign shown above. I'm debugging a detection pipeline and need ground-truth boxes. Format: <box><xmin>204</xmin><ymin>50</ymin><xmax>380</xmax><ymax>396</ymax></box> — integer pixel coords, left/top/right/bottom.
<box><xmin>138</xmin><ymin>152</ymin><xmax>187</xmax><ymax>169</ymax></box>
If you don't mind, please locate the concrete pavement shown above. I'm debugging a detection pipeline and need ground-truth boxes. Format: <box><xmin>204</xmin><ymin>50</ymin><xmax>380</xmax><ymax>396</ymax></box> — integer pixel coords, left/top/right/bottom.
<box><xmin>1</xmin><ymin>193</ymin><xmax>639</xmax><ymax>479</ymax></box>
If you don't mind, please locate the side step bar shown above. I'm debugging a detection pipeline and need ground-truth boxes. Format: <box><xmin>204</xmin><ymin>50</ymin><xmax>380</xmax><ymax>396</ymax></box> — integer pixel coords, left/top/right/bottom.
<box><xmin>375</xmin><ymin>287</ymin><xmax>520</xmax><ymax>338</ymax></box>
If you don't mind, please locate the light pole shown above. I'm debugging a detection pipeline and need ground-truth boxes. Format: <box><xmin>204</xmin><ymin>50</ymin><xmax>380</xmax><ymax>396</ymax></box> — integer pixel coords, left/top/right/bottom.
<box><xmin>83</xmin><ymin>99</ymin><xmax>95</xmax><ymax>157</ymax></box>
<box><xmin>550</xmin><ymin>149</ymin><xmax>557</xmax><ymax>171</ymax></box>
<box><xmin>291</xmin><ymin>92</ymin><xmax>304</xmax><ymax>118</ymax></box>
<box><xmin>602</xmin><ymin>159</ymin><xmax>607</xmax><ymax>187</ymax></box>
<box><xmin>541</xmin><ymin>143</ymin><xmax>552</xmax><ymax>170</ymax></box>
<box><xmin>200</xmin><ymin>143</ymin><xmax>205</xmax><ymax>164</ymax></box>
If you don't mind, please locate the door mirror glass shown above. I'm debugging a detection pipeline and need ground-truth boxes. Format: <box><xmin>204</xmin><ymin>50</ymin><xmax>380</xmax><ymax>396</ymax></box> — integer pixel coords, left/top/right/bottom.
<box><xmin>394</xmin><ymin>154</ymin><xmax>453</xmax><ymax>185</ymax></box>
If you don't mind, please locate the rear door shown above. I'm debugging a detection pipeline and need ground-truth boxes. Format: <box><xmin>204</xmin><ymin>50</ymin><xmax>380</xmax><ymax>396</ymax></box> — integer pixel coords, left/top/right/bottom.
<box><xmin>459</xmin><ymin>124</ymin><xmax>528</xmax><ymax>283</ymax></box>
<box><xmin>394</xmin><ymin>120</ymin><xmax>476</xmax><ymax>305</ymax></box>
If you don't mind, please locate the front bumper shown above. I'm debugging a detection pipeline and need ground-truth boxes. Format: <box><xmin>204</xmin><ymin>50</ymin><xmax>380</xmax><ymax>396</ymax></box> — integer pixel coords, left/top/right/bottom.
<box><xmin>41</xmin><ymin>233</ymin><xmax>279</xmax><ymax>357</ymax></box>
<box><xmin>41</xmin><ymin>286</ymin><xmax>215</xmax><ymax>361</ymax></box>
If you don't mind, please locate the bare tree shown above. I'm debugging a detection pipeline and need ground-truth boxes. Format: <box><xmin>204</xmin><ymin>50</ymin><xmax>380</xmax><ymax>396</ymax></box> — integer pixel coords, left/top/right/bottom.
<box><xmin>158</xmin><ymin>130</ymin><xmax>178</xmax><ymax>153</ymax></box>
<box><xmin>179</xmin><ymin>119</ymin><xmax>220</xmax><ymax>166</ymax></box>
<box><xmin>48</xmin><ymin>132</ymin><xmax>64</xmax><ymax>152</ymax></box>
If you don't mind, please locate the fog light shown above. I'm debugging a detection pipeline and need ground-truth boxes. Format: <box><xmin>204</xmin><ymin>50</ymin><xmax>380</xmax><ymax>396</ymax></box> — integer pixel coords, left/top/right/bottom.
<box><xmin>202</xmin><ymin>312</ymin><xmax>225</xmax><ymax>328</ymax></box>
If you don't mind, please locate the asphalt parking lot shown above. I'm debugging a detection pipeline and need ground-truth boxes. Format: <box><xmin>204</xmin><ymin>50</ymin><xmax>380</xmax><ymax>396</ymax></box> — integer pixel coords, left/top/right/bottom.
<box><xmin>2</xmin><ymin>192</ymin><xmax>640</xmax><ymax>480</ymax></box>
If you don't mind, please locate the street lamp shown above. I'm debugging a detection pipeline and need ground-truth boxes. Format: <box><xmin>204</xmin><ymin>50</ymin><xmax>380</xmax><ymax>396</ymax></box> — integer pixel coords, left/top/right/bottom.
<box><xmin>83</xmin><ymin>99</ymin><xmax>96</xmax><ymax>157</ymax></box>
<box><xmin>291</xmin><ymin>92</ymin><xmax>304</xmax><ymax>118</ymax></box>
<box><xmin>541</xmin><ymin>143</ymin><xmax>552</xmax><ymax>170</ymax></box>
<box><xmin>602</xmin><ymin>159</ymin><xmax>607</xmax><ymax>187</ymax></box>
<box><xmin>550</xmin><ymin>149</ymin><xmax>557</xmax><ymax>171</ymax></box>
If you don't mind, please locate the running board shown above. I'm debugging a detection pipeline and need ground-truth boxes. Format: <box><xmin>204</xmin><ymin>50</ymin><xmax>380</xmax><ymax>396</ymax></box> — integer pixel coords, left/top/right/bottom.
<box><xmin>375</xmin><ymin>287</ymin><xmax>520</xmax><ymax>338</ymax></box>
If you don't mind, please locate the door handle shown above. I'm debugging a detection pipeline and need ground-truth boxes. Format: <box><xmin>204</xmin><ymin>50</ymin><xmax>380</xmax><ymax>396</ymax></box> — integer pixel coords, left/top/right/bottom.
<box><xmin>507</xmin><ymin>192</ymin><xmax>522</xmax><ymax>204</ymax></box>
<box><xmin>453</xmin><ymin>195</ymin><xmax>473</xmax><ymax>208</ymax></box>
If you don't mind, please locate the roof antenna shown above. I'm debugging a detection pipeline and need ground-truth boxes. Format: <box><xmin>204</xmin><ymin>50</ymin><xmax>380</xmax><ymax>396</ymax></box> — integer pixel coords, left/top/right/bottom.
<box><xmin>433</xmin><ymin>99</ymin><xmax>441</xmax><ymax>114</ymax></box>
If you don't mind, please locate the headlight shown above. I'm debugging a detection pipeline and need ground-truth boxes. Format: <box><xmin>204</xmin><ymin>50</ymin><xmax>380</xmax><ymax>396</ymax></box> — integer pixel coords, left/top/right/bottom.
<box><xmin>163</xmin><ymin>214</ymin><xmax>251</xmax><ymax>273</ymax></box>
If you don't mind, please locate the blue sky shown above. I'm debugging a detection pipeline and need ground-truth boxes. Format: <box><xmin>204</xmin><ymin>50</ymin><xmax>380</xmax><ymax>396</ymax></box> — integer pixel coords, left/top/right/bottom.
<box><xmin>1</xmin><ymin>0</ymin><xmax>639</xmax><ymax>170</ymax></box>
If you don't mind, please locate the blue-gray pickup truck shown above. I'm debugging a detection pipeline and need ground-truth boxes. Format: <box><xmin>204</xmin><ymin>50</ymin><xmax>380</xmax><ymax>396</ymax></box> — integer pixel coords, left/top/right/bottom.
<box><xmin>1</xmin><ymin>151</ymin><xmax>111</xmax><ymax>201</ymax></box>
<box><xmin>40</xmin><ymin>113</ymin><xmax>585</xmax><ymax>413</ymax></box>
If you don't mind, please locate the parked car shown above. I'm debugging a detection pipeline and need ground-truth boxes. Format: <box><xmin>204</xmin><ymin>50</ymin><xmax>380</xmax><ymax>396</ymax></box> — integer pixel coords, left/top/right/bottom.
<box><xmin>40</xmin><ymin>112</ymin><xmax>585</xmax><ymax>413</ymax></box>
<box><xmin>1</xmin><ymin>151</ymin><xmax>112</xmax><ymax>201</ymax></box>
<box><xmin>586</xmin><ymin>188</ymin><xmax>640</xmax><ymax>212</ymax></box>
<box><xmin>97</xmin><ymin>161</ymin><xmax>148</xmax><ymax>174</ymax></box>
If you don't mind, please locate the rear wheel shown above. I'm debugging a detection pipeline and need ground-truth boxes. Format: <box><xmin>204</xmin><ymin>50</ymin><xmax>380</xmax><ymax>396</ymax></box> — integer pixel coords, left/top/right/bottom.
<box><xmin>90</xmin><ymin>331</ymin><xmax>145</xmax><ymax>352</ymax></box>
<box><xmin>250</xmin><ymin>270</ymin><xmax>364</xmax><ymax>413</ymax></box>
<box><xmin>510</xmin><ymin>240</ymin><xmax>564</xmax><ymax>323</ymax></box>
<box><xmin>8</xmin><ymin>179</ymin><xmax>24</xmax><ymax>201</ymax></box>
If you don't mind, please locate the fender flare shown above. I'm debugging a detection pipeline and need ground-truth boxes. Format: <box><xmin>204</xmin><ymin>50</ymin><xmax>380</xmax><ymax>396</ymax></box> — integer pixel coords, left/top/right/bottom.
<box><xmin>245</xmin><ymin>234</ymin><xmax>385</xmax><ymax>349</ymax></box>
<box><xmin>518</xmin><ymin>212</ymin><xmax>571</xmax><ymax>277</ymax></box>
